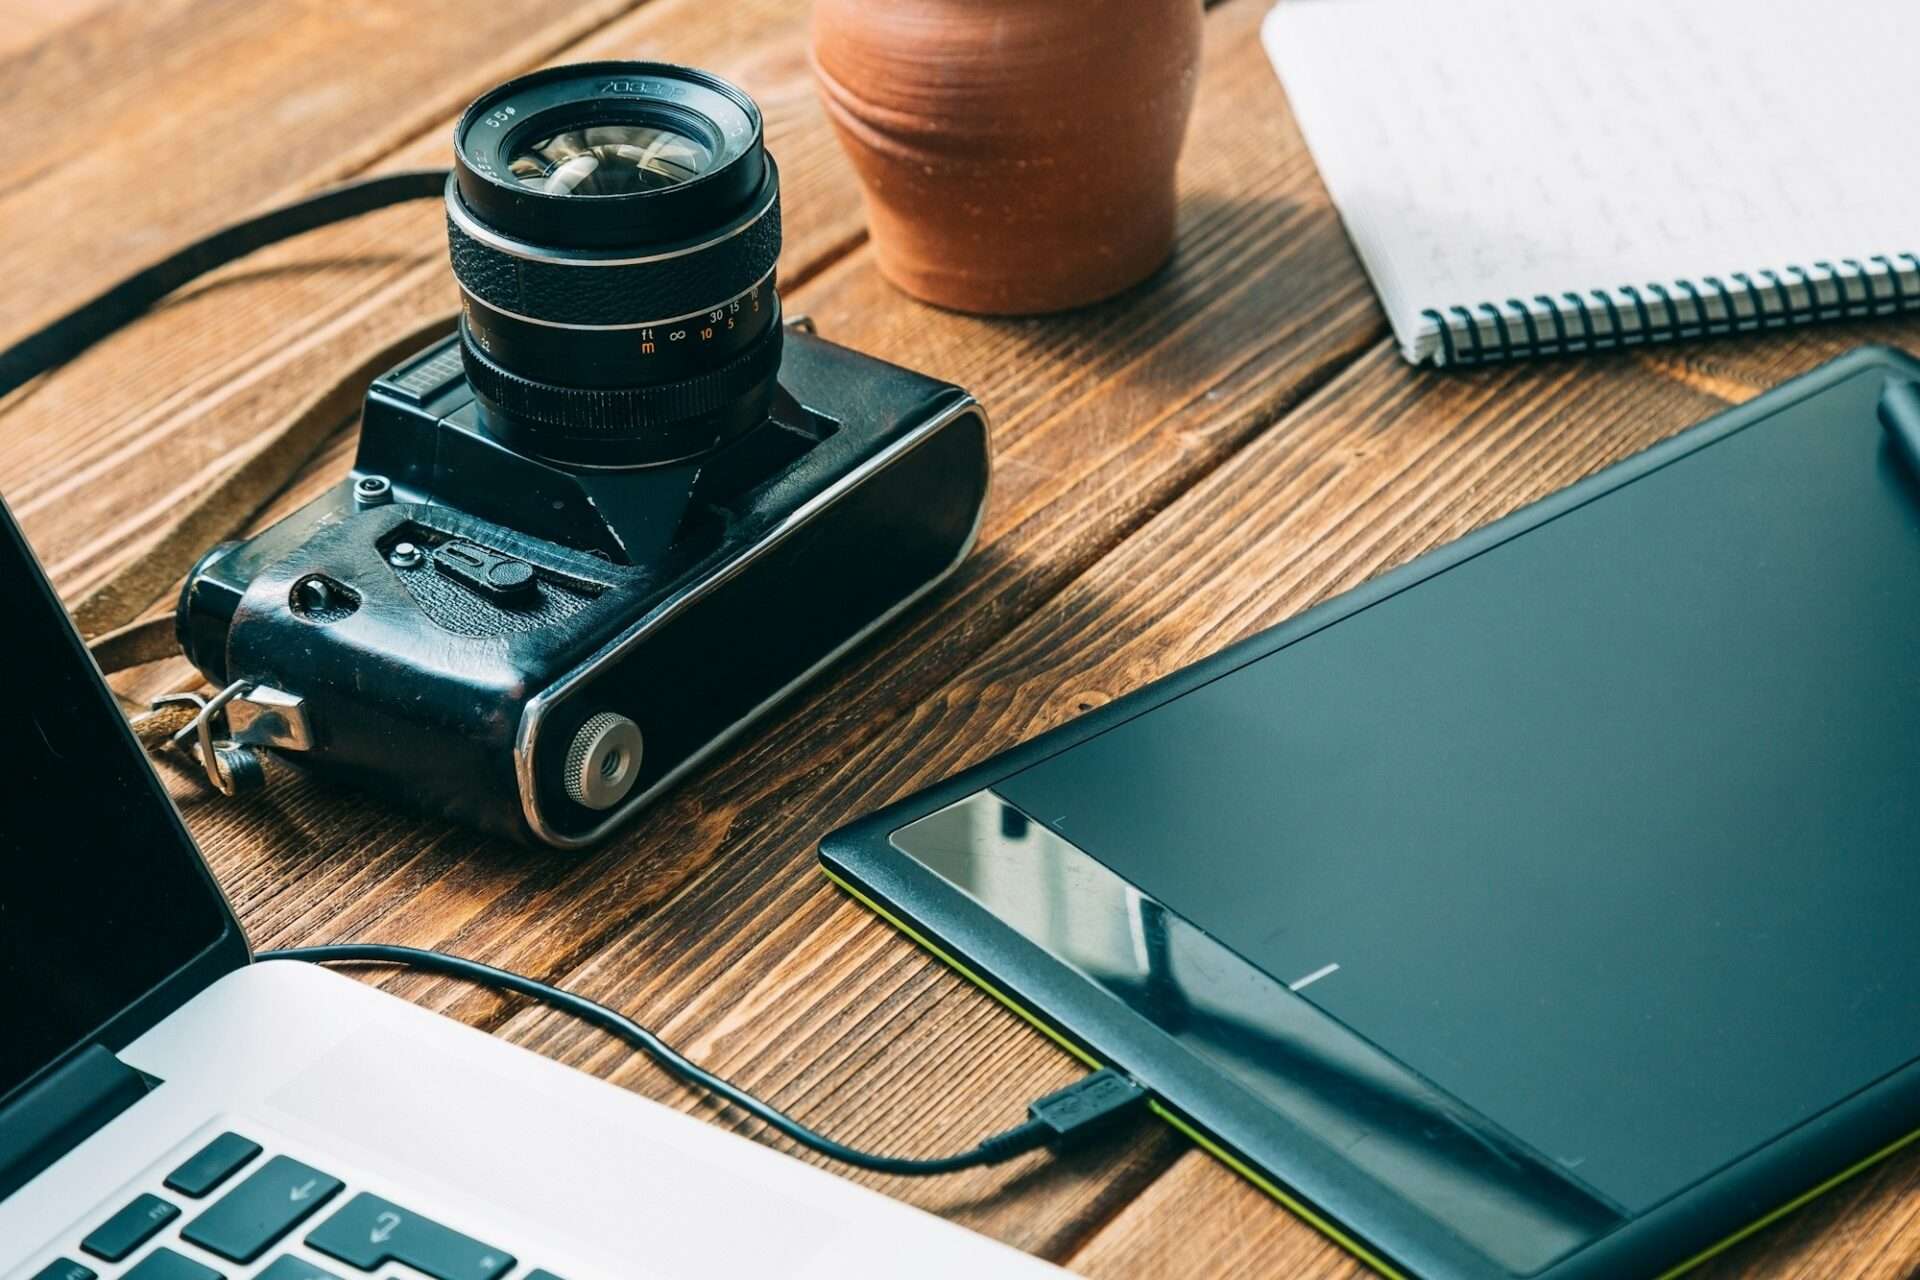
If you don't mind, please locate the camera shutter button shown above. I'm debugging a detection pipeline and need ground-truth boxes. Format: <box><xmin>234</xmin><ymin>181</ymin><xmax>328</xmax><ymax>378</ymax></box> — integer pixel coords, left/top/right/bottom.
<box><xmin>563</xmin><ymin>713</ymin><xmax>644</xmax><ymax>810</ymax></box>
<box><xmin>488</xmin><ymin>560</ymin><xmax>535</xmax><ymax>591</ymax></box>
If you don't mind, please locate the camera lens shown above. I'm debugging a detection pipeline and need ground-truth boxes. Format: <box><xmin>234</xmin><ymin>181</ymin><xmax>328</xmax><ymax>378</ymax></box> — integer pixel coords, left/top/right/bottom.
<box><xmin>447</xmin><ymin>62</ymin><xmax>783</xmax><ymax>467</ymax></box>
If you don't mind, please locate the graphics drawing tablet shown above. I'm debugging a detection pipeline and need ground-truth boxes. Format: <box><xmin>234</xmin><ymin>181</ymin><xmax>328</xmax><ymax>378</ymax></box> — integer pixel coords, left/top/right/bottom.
<box><xmin>820</xmin><ymin>347</ymin><xmax>1920</xmax><ymax>1279</ymax></box>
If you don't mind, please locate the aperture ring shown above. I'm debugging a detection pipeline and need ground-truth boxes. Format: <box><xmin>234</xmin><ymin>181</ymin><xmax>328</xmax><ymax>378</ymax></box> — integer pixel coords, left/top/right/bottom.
<box><xmin>447</xmin><ymin>187</ymin><xmax>781</xmax><ymax>327</ymax></box>
<box><xmin>459</xmin><ymin>306</ymin><xmax>783</xmax><ymax>441</ymax></box>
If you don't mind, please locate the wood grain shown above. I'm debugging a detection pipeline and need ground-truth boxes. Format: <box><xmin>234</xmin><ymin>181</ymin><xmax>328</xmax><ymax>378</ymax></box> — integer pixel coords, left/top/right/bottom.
<box><xmin>8</xmin><ymin>0</ymin><xmax>1920</xmax><ymax>1274</ymax></box>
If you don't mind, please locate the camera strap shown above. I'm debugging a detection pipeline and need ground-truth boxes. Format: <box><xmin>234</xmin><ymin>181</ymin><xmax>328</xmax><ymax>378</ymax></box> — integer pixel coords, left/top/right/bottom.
<box><xmin>2</xmin><ymin>171</ymin><xmax>459</xmax><ymax>790</ymax></box>
<box><xmin>0</xmin><ymin>170</ymin><xmax>456</xmax><ymax>666</ymax></box>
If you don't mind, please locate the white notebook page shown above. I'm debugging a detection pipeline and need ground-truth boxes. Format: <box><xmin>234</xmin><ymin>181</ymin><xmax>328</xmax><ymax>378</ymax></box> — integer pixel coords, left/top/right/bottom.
<box><xmin>1263</xmin><ymin>0</ymin><xmax>1920</xmax><ymax>364</ymax></box>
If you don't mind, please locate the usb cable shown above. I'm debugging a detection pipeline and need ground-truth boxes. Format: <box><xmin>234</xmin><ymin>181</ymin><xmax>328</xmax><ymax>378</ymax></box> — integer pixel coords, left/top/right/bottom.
<box><xmin>262</xmin><ymin>943</ymin><xmax>1150</xmax><ymax>1177</ymax></box>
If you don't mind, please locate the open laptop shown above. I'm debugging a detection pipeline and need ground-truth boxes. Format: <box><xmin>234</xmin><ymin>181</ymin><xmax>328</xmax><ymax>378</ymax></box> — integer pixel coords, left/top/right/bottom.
<box><xmin>0</xmin><ymin>496</ymin><xmax>1059</xmax><ymax>1279</ymax></box>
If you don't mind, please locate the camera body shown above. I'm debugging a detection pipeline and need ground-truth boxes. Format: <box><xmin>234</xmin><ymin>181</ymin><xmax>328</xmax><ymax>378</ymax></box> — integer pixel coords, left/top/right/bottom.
<box><xmin>173</xmin><ymin>61</ymin><xmax>991</xmax><ymax>846</ymax></box>
<box><xmin>179</xmin><ymin>327</ymin><xmax>987</xmax><ymax>847</ymax></box>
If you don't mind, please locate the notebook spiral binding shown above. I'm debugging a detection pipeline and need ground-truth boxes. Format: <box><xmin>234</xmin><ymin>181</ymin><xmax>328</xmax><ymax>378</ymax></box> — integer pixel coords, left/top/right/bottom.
<box><xmin>1418</xmin><ymin>254</ymin><xmax>1920</xmax><ymax>367</ymax></box>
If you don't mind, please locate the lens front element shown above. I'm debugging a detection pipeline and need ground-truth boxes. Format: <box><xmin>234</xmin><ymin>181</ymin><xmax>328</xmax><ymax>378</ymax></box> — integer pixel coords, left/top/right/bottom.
<box><xmin>508</xmin><ymin>124</ymin><xmax>715</xmax><ymax>195</ymax></box>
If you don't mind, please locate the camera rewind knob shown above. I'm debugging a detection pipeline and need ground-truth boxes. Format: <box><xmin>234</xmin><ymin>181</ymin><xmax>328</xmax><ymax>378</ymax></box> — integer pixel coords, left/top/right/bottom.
<box><xmin>563</xmin><ymin>712</ymin><xmax>645</xmax><ymax>811</ymax></box>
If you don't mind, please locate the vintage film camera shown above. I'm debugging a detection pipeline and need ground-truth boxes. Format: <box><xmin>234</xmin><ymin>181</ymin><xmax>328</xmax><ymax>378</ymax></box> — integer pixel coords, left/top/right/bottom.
<box><xmin>177</xmin><ymin>63</ymin><xmax>989</xmax><ymax>847</ymax></box>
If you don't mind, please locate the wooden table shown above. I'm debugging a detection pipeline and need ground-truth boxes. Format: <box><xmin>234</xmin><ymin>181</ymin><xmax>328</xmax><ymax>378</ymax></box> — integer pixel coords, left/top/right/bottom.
<box><xmin>3</xmin><ymin>2</ymin><xmax>1915</xmax><ymax>1276</ymax></box>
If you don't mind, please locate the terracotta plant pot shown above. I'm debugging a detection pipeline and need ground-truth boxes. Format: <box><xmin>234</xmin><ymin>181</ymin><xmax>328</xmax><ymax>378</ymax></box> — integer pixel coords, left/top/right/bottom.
<box><xmin>811</xmin><ymin>0</ymin><xmax>1204</xmax><ymax>316</ymax></box>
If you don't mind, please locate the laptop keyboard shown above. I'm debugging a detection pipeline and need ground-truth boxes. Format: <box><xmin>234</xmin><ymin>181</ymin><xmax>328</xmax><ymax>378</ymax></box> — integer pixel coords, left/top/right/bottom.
<box><xmin>26</xmin><ymin>1128</ymin><xmax>569</xmax><ymax>1280</ymax></box>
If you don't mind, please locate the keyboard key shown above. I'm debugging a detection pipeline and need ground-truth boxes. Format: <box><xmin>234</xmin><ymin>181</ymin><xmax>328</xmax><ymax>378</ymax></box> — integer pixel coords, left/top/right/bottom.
<box><xmin>180</xmin><ymin>1155</ymin><xmax>343</xmax><ymax>1263</ymax></box>
<box><xmin>165</xmin><ymin>1132</ymin><xmax>262</xmax><ymax>1197</ymax></box>
<box><xmin>28</xmin><ymin>1260</ymin><xmax>95</xmax><ymax>1280</ymax></box>
<box><xmin>524</xmin><ymin>1272</ymin><xmax>568</xmax><ymax>1280</ymax></box>
<box><xmin>80</xmin><ymin>1192</ymin><xmax>179</xmax><ymax>1261</ymax></box>
<box><xmin>257</xmin><ymin>1258</ymin><xmax>342</xmax><ymax>1280</ymax></box>
<box><xmin>307</xmin><ymin>1193</ymin><xmax>514</xmax><ymax>1279</ymax></box>
<box><xmin>122</xmin><ymin>1249</ymin><xmax>222</xmax><ymax>1280</ymax></box>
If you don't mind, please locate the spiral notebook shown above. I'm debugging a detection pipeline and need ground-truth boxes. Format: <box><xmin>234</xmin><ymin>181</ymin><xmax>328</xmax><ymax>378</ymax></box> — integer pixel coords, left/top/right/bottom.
<box><xmin>1262</xmin><ymin>0</ymin><xmax>1920</xmax><ymax>367</ymax></box>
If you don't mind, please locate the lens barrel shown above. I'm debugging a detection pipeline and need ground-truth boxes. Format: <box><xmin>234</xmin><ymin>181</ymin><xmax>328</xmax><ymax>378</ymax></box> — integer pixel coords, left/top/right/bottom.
<box><xmin>448</xmin><ymin>62</ymin><xmax>784</xmax><ymax>467</ymax></box>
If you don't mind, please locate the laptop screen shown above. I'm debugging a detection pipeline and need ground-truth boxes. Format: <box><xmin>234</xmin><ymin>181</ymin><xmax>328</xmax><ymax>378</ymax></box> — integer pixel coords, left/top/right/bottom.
<box><xmin>1</xmin><ymin>500</ymin><xmax>240</xmax><ymax>1107</ymax></box>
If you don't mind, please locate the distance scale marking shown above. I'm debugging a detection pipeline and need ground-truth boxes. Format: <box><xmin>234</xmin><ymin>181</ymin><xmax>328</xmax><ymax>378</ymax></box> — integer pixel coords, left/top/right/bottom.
<box><xmin>459</xmin><ymin>276</ymin><xmax>774</xmax><ymax>384</ymax></box>
<box><xmin>638</xmin><ymin>283</ymin><xmax>764</xmax><ymax>356</ymax></box>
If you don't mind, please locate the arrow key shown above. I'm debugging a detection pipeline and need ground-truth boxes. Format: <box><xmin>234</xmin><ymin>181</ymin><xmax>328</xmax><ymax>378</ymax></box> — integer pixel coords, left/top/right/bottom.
<box><xmin>180</xmin><ymin>1155</ymin><xmax>343</xmax><ymax>1263</ymax></box>
<box><xmin>307</xmin><ymin>1193</ymin><xmax>513</xmax><ymax>1279</ymax></box>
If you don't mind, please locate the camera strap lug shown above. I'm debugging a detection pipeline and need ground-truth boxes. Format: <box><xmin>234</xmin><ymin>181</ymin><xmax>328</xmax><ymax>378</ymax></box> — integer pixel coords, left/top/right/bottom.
<box><xmin>226</xmin><ymin>684</ymin><xmax>315</xmax><ymax>753</ymax></box>
<box><xmin>145</xmin><ymin>680</ymin><xmax>311</xmax><ymax>797</ymax></box>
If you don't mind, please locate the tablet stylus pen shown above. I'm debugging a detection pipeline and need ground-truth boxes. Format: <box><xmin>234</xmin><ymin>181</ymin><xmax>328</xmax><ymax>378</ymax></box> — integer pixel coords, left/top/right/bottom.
<box><xmin>1877</xmin><ymin>378</ymin><xmax>1920</xmax><ymax>479</ymax></box>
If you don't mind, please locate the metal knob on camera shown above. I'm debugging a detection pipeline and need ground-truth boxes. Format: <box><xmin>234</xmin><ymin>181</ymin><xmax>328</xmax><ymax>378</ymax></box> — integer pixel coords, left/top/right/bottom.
<box><xmin>563</xmin><ymin>712</ymin><xmax>645</xmax><ymax>810</ymax></box>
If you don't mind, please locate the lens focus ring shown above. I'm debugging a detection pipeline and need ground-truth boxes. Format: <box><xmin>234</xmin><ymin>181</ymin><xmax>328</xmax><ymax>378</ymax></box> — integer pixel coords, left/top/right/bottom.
<box><xmin>447</xmin><ymin>187</ymin><xmax>779</xmax><ymax>328</ymax></box>
<box><xmin>460</xmin><ymin>309</ymin><xmax>783</xmax><ymax>462</ymax></box>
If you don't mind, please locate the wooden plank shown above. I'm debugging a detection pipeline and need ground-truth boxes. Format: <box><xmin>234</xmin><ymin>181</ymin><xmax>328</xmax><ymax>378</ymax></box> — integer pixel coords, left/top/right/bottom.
<box><xmin>1072</xmin><ymin>1155</ymin><xmax>1370</xmax><ymax>1279</ymax></box>
<box><xmin>0</xmin><ymin>0</ymin><xmax>858</xmax><ymax>600</ymax></box>
<box><xmin>1686</xmin><ymin>1151</ymin><xmax>1920</xmax><ymax>1280</ymax></box>
<box><xmin>1069</xmin><ymin>1133</ymin><xmax>1920</xmax><ymax>1278</ymax></box>
<box><xmin>0</xmin><ymin>0</ymin><xmax>654</xmax><ymax>580</ymax></box>
<box><xmin>0</xmin><ymin>0</ymin><xmax>644</xmax><ymax>344</ymax></box>
<box><xmin>1640</xmin><ymin>317</ymin><xmax>1920</xmax><ymax>400</ymax></box>
<box><xmin>0</xmin><ymin>0</ymin><xmax>120</xmax><ymax>60</ymax></box>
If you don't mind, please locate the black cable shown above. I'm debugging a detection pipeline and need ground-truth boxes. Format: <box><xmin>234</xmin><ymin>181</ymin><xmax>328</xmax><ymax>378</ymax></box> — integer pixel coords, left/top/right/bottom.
<box><xmin>0</xmin><ymin>169</ymin><xmax>450</xmax><ymax>400</ymax></box>
<box><xmin>262</xmin><ymin>942</ymin><xmax>1149</xmax><ymax>1177</ymax></box>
